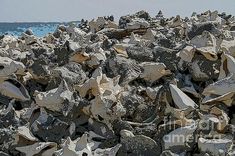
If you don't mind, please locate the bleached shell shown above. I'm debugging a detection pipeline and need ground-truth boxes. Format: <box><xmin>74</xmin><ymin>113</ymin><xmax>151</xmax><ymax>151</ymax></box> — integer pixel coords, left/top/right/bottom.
<box><xmin>21</xmin><ymin>33</ymin><xmax>39</xmax><ymax>45</ymax></box>
<box><xmin>86</xmin><ymin>52</ymin><xmax>106</xmax><ymax>67</ymax></box>
<box><xmin>202</xmin><ymin>74</ymin><xmax>235</xmax><ymax>96</ymax></box>
<box><xmin>69</xmin><ymin>51</ymin><xmax>90</xmax><ymax>63</ymax></box>
<box><xmin>55</xmin><ymin>134</ymin><xmax>92</xmax><ymax>156</ymax></box>
<box><xmin>199</xmin><ymin>111</ymin><xmax>229</xmax><ymax>131</ymax></box>
<box><xmin>177</xmin><ymin>46</ymin><xmax>195</xmax><ymax>62</ymax></box>
<box><xmin>76</xmin><ymin>67</ymin><xmax>121</xmax><ymax>98</ymax></box>
<box><xmin>1</xmin><ymin>35</ymin><xmax>18</xmax><ymax>48</ymax></box>
<box><xmin>140</xmin><ymin>62</ymin><xmax>171</xmax><ymax>83</ymax></box>
<box><xmin>190</xmin><ymin>31</ymin><xmax>218</xmax><ymax>60</ymax></box>
<box><xmin>35</xmin><ymin>79</ymin><xmax>73</xmax><ymax>113</ymax></box>
<box><xmin>219</xmin><ymin>53</ymin><xmax>235</xmax><ymax>79</ymax></box>
<box><xmin>220</xmin><ymin>39</ymin><xmax>235</xmax><ymax>57</ymax></box>
<box><xmin>126</xmin><ymin>18</ymin><xmax>150</xmax><ymax>29</ymax></box>
<box><xmin>113</xmin><ymin>44</ymin><xmax>129</xmax><ymax>57</ymax></box>
<box><xmin>202</xmin><ymin>92</ymin><xmax>235</xmax><ymax>106</ymax></box>
<box><xmin>169</xmin><ymin>84</ymin><xmax>198</xmax><ymax>109</ymax></box>
<box><xmin>15</xmin><ymin>126</ymin><xmax>38</xmax><ymax>143</ymax></box>
<box><xmin>142</xmin><ymin>28</ymin><xmax>157</xmax><ymax>42</ymax></box>
<box><xmin>88</xmin><ymin>96</ymin><xmax>126</xmax><ymax>125</ymax></box>
<box><xmin>129</xmin><ymin>32</ymin><xmax>140</xmax><ymax>44</ymax></box>
<box><xmin>0</xmin><ymin>56</ymin><xmax>25</xmax><ymax>77</ymax></box>
<box><xmin>107</xmin><ymin>21</ymin><xmax>118</xmax><ymax>29</ymax></box>
<box><xmin>0</xmin><ymin>79</ymin><xmax>30</xmax><ymax>101</ymax></box>
<box><xmin>15</xmin><ymin>142</ymin><xmax>57</xmax><ymax>156</ymax></box>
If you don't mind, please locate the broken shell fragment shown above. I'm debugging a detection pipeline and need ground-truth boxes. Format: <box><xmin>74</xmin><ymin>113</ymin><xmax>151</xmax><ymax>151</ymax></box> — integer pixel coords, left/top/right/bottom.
<box><xmin>15</xmin><ymin>142</ymin><xmax>57</xmax><ymax>156</ymax></box>
<box><xmin>140</xmin><ymin>62</ymin><xmax>171</xmax><ymax>83</ymax></box>
<box><xmin>202</xmin><ymin>73</ymin><xmax>235</xmax><ymax>97</ymax></box>
<box><xmin>0</xmin><ymin>79</ymin><xmax>30</xmax><ymax>101</ymax></box>
<box><xmin>0</xmin><ymin>56</ymin><xmax>25</xmax><ymax>77</ymax></box>
<box><xmin>190</xmin><ymin>31</ymin><xmax>218</xmax><ymax>60</ymax></box>
<box><xmin>169</xmin><ymin>84</ymin><xmax>198</xmax><ymax>109</ymax></box>
<box><xmin>177</xmin><ymin>46</ymin><xmax>195</xmax><ymax>63</ymax></box>
<box><xmin>69</xmin><ymin>51</ymin><xmax>90</xmax><ymax>63</ymax></box>
<box><xmin>219</xmin><ymin>53</ymin><xmax>235</xmax><ymax>79</ymax></box>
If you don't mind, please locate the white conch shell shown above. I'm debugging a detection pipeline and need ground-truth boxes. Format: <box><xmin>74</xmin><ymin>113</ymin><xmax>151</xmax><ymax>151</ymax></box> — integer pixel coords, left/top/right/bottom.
<box><xmin>55</xmin><ymin>134</ymin><xmax>92</xmax><ymax>156</ymax></box>
<box><xmin>142</xmin><ymin>28</ymin><xmax>158</xmax><ymax>42</ymax></box>
<box><xmin>86</xmin><ymin>52</ymin><xmax>106</xmax><ymax>68</ymax></box>
<box><xmin>76</xmin><ymin>67</ymin><xmax>121</xmax><ymax>98</ymax></box>
<box><xmin>86</xmin><ymin>95</ymin><xmax>126</xmax><ymax>127</ymax></box>
<box><xmin>69</xmin><ymin>51</ymin><xmax>90</xmax><ymax>63</ymax></box>
<box><xmin>35</xmin><ymin>79</ymin><xmax>73</xmax><ymax>113</ymax></box>
<box><xmin>129</xmin><ymin>32</ymin><xmax>140</xmax><ymax>44</ymax></box>
<box><xmin>1</xmin><ymin>35</ymin><xmax>18</xmax><ymax>48</ymax></box>
<box><xmin>0</xmin><ymin>56</ymin><xmax>25</xmax><ymax>77</ymax></box>
<box><xmin>220</xmin><ymin>39</ymin><xmax>235</xmax><ymax>57</ymax></box>
<box><xmin>202</xmin><ymin>73</ymin><xmax>235</xmax><ymax>106</ymax></box>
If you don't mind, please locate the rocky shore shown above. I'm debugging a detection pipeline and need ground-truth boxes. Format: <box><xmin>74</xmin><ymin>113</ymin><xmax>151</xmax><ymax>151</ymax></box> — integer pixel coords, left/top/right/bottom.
<box><xmin>0</xmin><ymin>10</ymin><xmax>235</xmax><ymax>155</ymax></box>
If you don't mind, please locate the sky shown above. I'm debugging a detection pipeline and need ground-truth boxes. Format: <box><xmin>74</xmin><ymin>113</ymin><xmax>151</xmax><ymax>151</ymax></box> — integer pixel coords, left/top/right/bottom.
<box><xmin>0</xmin><ymin>0</ymin><xmax>235</xmax><ymax>22</ymax></box>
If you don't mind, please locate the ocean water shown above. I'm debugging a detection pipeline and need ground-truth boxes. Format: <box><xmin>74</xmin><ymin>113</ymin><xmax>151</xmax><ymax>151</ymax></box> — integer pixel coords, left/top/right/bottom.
<box><xmin>0</xmin><ymin>22</ymin><xmax>79</xmax><ymax>37</ymax></box>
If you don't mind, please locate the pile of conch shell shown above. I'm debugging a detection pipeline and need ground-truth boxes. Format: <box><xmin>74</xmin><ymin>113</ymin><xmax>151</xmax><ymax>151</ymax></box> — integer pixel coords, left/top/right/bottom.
<box><xmin>1</xmin><ymin>10</ymin><xmax>235</xmax><ymax>156</ymax></box>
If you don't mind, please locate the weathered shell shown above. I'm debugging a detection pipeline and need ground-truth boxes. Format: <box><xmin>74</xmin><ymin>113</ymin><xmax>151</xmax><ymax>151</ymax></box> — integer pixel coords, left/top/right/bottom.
<box><xmin>190</xmin><ymin>31</ymin><xmax>218</xmax><ymax>60</ymax></box>
<box><xmin>140</xmin><ymin>62</ymin><xmax>171</xmax><ymax>83</ymax></box>
<box><xmin>169</xmin><ymin>84</ymin><xmax>198</xmax><ymax>109</ymax></box>
<box><xmin>0</xmin><ymin>56</ymin><xmax>25</xmax><ymax>77</ymax></box>
<box><xmin>34</xmin><ymin>79</ymin><xmax>73</xmax><ymax>114</ymax></box>
<box><xmin>0</xmin><ymin>79</ymin><xmax>30</xmax><ymax>101</ymax></box>
<box><xmin>15</xmin><ymin>142</ymin><xmax>57</xmax><ymax>156</ymax></box>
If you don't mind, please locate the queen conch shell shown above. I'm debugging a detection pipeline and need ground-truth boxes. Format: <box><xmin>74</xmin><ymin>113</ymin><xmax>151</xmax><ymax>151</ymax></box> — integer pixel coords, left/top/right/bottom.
<box><xmin>75</xmin><ymin>67</ymin><xmax>121</xmax><ymax>98</ymax></box>
<box><xmin>0</xmin><ymin>56</ymin><xmax>25</xmax><ymax>77</ymax></box>
<box><xmin>34</xmin><ymin>79</ymin><xmax>74</xmax><ymax>115</ymax></box>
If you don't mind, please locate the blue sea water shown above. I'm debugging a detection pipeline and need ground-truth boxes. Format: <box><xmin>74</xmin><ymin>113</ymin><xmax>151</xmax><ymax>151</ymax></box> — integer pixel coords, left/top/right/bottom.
<box><xmin>0</xmin><ymin>22</ymin><xmax>79</xmax><ymax>37</ymax></box>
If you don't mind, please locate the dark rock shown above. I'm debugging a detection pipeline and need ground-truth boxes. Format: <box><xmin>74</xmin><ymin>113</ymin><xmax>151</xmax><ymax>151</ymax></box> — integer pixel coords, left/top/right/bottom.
<box><xmin>30</xmin><ymin>112</ymin><xmax>73</xmax><ymax>143</ymax></box>
<box><xmin>127</xmin><ymin>46</ymin><xmax>154</xmax><ymax>62</ymax></box>
<box><xmin>104</xmin><ymin>56</ymin><xmax>141</xmax><ymax>85</ymax></box>
<box><xmin>25</xmin><ymin>29</ymin><xmax>34</xmax><ymax>36</ymax></box>
<box><xmin>188</xmin><ymin>22</ymin><xmax>221</xmax><ymax>39</ymax></box>
<box><xmin>153</xmin><ymin>46</ymin><xmax>179</xmax><ymax>71</ymax></box>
